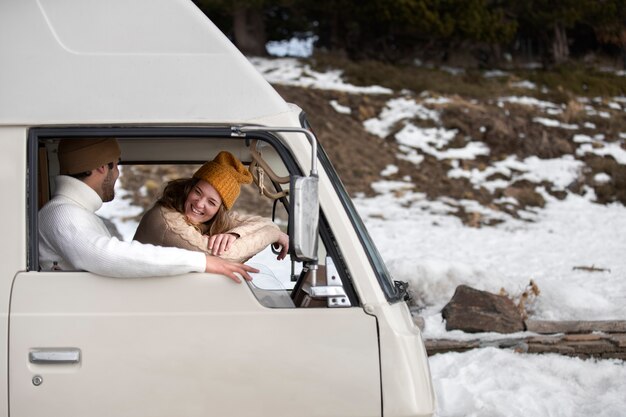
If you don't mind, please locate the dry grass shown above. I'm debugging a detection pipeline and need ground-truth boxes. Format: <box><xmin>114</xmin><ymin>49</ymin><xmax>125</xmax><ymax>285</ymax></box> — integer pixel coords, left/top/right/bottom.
<box><xmin>500</xmin><ymin>280</ymin><xmax>541</xmax><ymax>320</ymax></box>
<box><xmin>307</xmin><ymin>52</ymin><xmax>626</xmax><ymax>99</ymax></box>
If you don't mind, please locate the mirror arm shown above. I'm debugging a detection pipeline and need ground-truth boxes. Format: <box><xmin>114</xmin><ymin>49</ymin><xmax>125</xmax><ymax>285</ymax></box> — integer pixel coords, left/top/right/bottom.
<box><xmin>249</xmin><ymin>139</ymin><xmax>291</xmax><ymax>183</ymax></box>
<box><xmin>234</xmin><ymin>126</ymin><xmax>318</xmax><ymax>176</ymax></box>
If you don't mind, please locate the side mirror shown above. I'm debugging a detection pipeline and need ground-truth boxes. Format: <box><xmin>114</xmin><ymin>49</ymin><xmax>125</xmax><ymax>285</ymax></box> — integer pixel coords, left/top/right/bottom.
<box><xmin>289</xmin><ymin>175</ymin><xmax>319</xmax><ymax>262</ymax></box>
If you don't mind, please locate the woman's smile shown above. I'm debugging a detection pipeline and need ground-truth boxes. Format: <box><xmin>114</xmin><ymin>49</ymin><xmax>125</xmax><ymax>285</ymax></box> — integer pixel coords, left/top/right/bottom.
<box><xmin>190</xmin><ymin>205</ymin><xmax>204</xmax><ymax>216</ymax></box>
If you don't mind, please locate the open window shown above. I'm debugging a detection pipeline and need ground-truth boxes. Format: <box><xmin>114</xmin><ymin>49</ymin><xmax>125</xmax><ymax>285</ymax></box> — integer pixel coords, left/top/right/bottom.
<box><xmin>29</xmin><ymin>127</ymin><xmax>359</xmax><ymax>309</ymax></box>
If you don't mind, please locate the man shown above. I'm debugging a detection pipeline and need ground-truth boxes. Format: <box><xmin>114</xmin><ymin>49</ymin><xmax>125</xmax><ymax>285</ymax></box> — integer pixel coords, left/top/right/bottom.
<box><xmin>38</xmin><ymin>137</ymin><xmax>257</xmax><ymax>282</ymax></box>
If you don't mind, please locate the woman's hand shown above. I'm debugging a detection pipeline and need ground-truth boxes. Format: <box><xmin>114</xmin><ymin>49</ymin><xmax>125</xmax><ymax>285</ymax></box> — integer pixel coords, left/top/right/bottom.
<box><xmin>273</xmin><ymin>232</ymin><xmax>289</xmax><ymax>260</ymax></box>
<box><xmin>208</xmin><ymin>233</ymin><xmax>238</xmax><ymax>256</ymax></box>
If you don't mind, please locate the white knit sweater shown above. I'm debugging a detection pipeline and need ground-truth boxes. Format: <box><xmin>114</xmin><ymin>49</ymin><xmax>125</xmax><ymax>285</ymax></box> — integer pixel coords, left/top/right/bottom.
<box><xmin>38</xmin><ymin>175</ymin><xmax>206</xmax><ymax>277</ymax></box>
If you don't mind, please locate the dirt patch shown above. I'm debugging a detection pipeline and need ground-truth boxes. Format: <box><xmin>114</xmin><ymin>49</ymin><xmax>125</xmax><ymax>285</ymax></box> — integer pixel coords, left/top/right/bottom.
<box><xmin>275</xmin><ymin>85</ymin><xmax>396</xmax><ymax>196</ymax></box>
<box><xmin>584</xmin><ymin>155</ymin><xmax>626</xmax><ymax>205</ymax></box>
<box><xmin>277</xmin><ymin>84</ymin><xmax>626</xmax><ymax>226</ymax></box>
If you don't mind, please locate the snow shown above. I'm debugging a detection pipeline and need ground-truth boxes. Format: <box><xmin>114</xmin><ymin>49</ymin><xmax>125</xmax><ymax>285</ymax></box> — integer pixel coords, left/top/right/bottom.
<box><xmin>577</xmin><ymin>141</ymin><xmax>626</xmax><ymax>164</ymax></box>
<box><xmin>265</xmin><ymin>35</ymin><xmax>317</xmax><ymax>58</ymax></box>
<box><xmin>533</xmin><ymin>117</ymin><xmax>579</xmax><ymax>130</ymax></box>
<box><xmin>395</xmin><ymin>124</ymin><xmax>490</xmax><ymax>161</ymax></box>
<box><xmin>440</xmin><ymin>66</ymin><xmax>465</xmax><ymax>76</ymax></box>
<box><xmin>96</xmin><ymin>174</ymin><xmax>143</xmax><ymax>239</ymax></box>
<box><xmin>248</xmin><ymin>57</ymin><xmax>392</xmax><ymax>94</ymax></box>
<box><xmin>356</xmin><ymin>190</ymin><xmax>626</xmax><ymax>321</ymax></box>
<box><xmin>483</xmin><ymin>69</ymin><xmax>509</xmax><ymax>78</ymax></box>
<box><xmin>100</xmin><ymin>57</ymin><xmax>626</xmax><ymax>417</ymax></box>
<box><xmin>380</xmin><ymin>164</ymin><xmax>399</xmax><ymax>177</ymax></box>
<box><xmin>448</xmin><ymin>155</ymin><xmax>583</xmax><ymax>193</ymax></box>
<box><xmin>608</xmin><ymin>101</ymin><xmax>622</xmax><ymax>110</ymax></box>
<box><xmin>594</xmin><ymin>173</ymin><xmax>612</xmax><ymax>184</ymax></box>
<box><xmin>431</xmin><ymin>348</ymin><xmax>626</xmax><ymax>417</ymax></box>
<box><xmin>499</xmin><ymin>96</ymin><xmax>560</xmax><ymax>110</ymax></box>
<box><xmin>329</xmin><ymin>99</ymin><xmax>351</xmax><ymax>114</ymax></box>
<box><xmin>510</xmin><ymin>80</ymin><xmax>537</xmax><ymax>90</ymax></box>
<box><xmin>363</xmin><ymin>97</ymin><xmax>441</xmax><ymax>137</ymax></box>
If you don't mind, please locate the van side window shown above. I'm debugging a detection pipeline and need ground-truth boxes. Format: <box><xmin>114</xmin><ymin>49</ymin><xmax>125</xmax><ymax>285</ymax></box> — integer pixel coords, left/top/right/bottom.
<box><xmin>32</xmin><ymin>130</ymin><xmax>359</xmax><ymax>309</ymax></box>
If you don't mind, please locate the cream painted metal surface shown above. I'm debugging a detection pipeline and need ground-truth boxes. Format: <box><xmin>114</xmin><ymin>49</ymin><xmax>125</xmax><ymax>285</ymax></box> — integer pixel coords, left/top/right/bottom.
<box><xmin>0</xmin><ymin>0</ymin><xmax>289</xmax><ymax>125</ymax></box>
<box><xmin>0</xmin><ymin>128</ymin><xmax>28</xmax><ymax>417</ymax></box>
<box><xmin>10</xmin><ymin>272</ymin><xmax>380</xmax><ymax>417</ymax></box>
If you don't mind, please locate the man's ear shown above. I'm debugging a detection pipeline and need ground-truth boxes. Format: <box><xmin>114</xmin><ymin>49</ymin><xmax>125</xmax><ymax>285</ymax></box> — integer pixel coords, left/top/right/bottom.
<box><xmin>93</xmin><ymin>165</ymin><xmax>108</xmax><ymax>175</ymax></box>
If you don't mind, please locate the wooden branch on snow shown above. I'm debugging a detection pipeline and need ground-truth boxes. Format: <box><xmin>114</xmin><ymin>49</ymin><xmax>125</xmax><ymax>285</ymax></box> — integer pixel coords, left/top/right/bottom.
<box><xmin>425</xmin><ymin>332</ymin><xmax>626</xmax><ymax>359</ymax></box>
<box><xmin>572</xmin><ymin>265</ymin><xmax>611</xmax><ymax>273</ymax></box>
<box><xmin>525</xmin><ymin>320</ymin><xmax>626</xmax><ymax>334</ymax></box>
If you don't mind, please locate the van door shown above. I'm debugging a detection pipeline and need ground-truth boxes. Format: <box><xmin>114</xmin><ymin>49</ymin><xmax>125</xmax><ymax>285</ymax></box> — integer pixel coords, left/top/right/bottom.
<box><xmin>9</xmin><ymin>271</ymin><xmax>380</xmax><ymax>417</ymax></box>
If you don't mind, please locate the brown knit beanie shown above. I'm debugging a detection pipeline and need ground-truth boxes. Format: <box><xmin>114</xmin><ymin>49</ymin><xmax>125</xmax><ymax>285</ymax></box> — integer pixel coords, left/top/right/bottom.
<box><xmin>193</xmin><ymin>151</ymin><xmax>253</xmax><ymax>209</ymax></box>
<box><xmin>58</xmin><ymin>138</ymin><xmax>121</xmax><ymax>175</ymax></box>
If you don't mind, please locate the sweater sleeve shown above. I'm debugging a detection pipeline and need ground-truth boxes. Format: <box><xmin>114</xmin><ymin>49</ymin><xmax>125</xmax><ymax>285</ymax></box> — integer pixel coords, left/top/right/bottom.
<box><xmin>135</xmin><ymin>206</ymin><xmax>210</xmax><ymax>254</ymax></box>
<box><xmin>218</xmin><ymin>211</ymin><xmax>282</xmax><ymax>263</ymax></box>
<box><xmin>40</xmin><ymin>203</ymin><xmax>206</xmax><ymax>278</ymax></box>
<box><xmin>133</xmin><ymin>207</ymin><xmax>281</xmax><ymax>264</ymax></box>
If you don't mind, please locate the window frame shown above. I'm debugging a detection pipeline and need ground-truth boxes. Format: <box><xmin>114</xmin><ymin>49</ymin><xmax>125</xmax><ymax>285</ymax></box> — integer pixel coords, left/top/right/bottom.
<box><xmin>299</xmin><ymin>115</ymin><xmax>404</xmax><ymax>303</ymax></box>
<box><xmin>27</xmin><ymin>126</ymin><xmax>360</xmax><ymax>306</ymax></box>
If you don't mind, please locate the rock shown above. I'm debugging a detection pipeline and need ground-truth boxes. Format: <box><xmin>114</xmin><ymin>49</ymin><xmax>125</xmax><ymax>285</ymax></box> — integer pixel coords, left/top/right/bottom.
<box><xmin>441</xmin><ymin>285</ymin><xmax>525</xmax><ymax>333</ymax></box>
<box><xmin>504</xmin><ymin>183</ymin><xmax>546</xmax><ymax>208</ymax></box>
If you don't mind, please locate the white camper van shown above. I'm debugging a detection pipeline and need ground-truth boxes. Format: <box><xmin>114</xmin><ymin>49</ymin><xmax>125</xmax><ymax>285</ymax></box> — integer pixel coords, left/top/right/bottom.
<box><xmin>0</xmin><ymin>1</ymin><xmax>435</xmax><ymax>416</ymax></box>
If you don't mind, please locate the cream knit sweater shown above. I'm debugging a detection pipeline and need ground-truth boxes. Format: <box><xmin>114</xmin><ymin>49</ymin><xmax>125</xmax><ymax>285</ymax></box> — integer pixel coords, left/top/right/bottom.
<box><xmin>38</xmin><ymin>176</ymin><xmax>206</xmax><ymax>277</ymax></box>
<box><xmin>133</xmin><ymin>205</ymin><xmax>282</xmax><ymax>263</ymax></box>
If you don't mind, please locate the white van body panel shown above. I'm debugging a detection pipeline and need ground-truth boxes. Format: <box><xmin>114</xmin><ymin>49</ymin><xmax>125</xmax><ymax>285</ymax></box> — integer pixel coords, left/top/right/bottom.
<box><xmin>0</xmin><ymin>127</ymin><xmax>28</xmax><ymax>417</ymax></box>
<box><xmin>0</xmin><ymin>0</ymin><xmax>289</xmax><ymax>125</ymax></box>
<box><xmin>10</xmin><ymin>273</ymin><xmax>380</xmax><ymax>416</ymax></box>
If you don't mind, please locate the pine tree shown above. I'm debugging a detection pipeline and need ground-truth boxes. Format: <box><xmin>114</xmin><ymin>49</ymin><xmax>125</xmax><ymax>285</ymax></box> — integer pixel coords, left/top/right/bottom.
<box><xmin>506</xmin><ymin>0</ymin><xmax>586</xmax><ymax>64</ymax></box>
<box><xmin>584</xmin><ymin>0</ymin><xmax>626</xmax><ymax>67</ymax></box>
<box><xmin>193</xmin><ymin>0</ymin><xmax>271</xmax><ymax>56</ymax></box>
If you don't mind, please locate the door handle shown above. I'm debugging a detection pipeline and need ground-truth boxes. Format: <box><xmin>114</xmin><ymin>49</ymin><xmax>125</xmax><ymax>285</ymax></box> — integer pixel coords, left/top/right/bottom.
<box><xmin>29</xmin><ymin>348</ymin><xmax>81</xmax><ymax>364</ymax></box>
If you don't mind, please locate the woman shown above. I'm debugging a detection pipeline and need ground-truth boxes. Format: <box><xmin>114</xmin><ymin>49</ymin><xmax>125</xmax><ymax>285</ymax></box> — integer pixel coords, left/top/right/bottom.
<box><xmin>134</xmin><ymin>151</ymin><xmax>289</xmax><ymax>263</ymax></box>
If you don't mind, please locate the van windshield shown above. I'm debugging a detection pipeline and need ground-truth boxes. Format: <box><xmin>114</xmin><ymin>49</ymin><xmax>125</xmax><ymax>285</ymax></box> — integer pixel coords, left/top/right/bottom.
<box><xmin>317</xmin><ymin>145</ymin><xmax>403</xmax><ymax>302</ymax></box>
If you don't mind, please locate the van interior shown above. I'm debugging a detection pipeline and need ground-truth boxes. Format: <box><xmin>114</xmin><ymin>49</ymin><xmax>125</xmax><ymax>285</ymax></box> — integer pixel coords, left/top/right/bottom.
<box><xmin>31</xmin><ymin>129</ymin><xmax>359</xmax><ymax>310</ymax></box>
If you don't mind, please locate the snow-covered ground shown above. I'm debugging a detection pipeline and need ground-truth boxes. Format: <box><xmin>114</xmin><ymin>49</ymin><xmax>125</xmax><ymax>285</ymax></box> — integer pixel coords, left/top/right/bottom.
<box><xmin>431</xmin><ymin>347</ymin><xmax>625</xmax><ymax>417</ymax></box>
<box><xmin>100</xmin><ymin>57</ymin><xmax>626</xmax><ymax>417</ymax></box>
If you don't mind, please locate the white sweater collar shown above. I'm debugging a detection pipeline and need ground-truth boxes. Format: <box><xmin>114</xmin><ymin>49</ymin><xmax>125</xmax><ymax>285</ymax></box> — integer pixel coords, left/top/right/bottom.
<box><xmin>54</xmin><ymin>175</ymin><xmax>103</xmax><ymax>212</ymax></box>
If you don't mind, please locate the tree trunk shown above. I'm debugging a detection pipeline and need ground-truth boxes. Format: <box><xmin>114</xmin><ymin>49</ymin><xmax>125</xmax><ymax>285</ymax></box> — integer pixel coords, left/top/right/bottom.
<box><xmin>621</xmin><ymin>29</ymin><xmax>626</xmax><ymax>69</ymax></box>
<box><xmin>232</xmin><ymin>5</ymin><xmax>267</xmax><ymax>56</ymax></box>
<box><xmin>551</xmin><ymin>23</ymin><xmax>569</xmax><ymax>64</ymax></box>
<box><xmin>329</xmin><ymin>10</ymin><xmax>346</xmax><ymax>53</ymax></box>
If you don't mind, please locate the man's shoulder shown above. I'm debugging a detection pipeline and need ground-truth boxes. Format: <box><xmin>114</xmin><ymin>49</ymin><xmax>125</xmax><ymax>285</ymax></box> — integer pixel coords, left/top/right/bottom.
<box><xmin>39</xmin><ymin>195</ymin><xmax>89</xmax><ymax>219</ymax></box>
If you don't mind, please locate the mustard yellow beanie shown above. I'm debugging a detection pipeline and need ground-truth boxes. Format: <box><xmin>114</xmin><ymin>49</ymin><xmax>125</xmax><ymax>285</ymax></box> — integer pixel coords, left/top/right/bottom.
<box><xmin>193</xmin><ymin>151</ymin><xmax>252</xmax><ymax>209</ymax></box>
<box><xmin>58</xmin><ymin>138</ymin><xmax>121</xmax><ymax>175</ymax></box>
